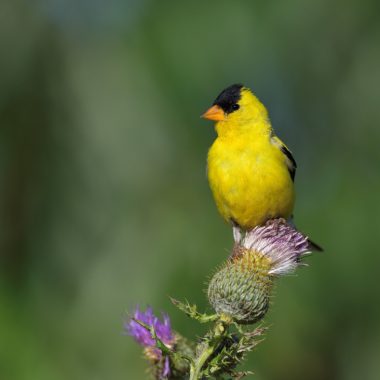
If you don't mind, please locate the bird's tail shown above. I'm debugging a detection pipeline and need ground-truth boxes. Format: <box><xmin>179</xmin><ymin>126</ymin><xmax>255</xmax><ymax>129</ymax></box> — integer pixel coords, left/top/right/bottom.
<box><xmin>307</xmin><ymin>238</ymin><xmax>323</xmax><ymax>252</ymax></box>
<box><xmin>287</xmin><ymin>217</ymin><xmax>324</xmax><ymax>252</ymax></box>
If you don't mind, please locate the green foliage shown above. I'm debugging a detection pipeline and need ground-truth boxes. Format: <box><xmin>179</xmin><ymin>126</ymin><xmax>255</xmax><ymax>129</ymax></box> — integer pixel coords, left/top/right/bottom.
<box><xmin>173</xmin><ymin>301</ymin><xmax>266</xmax><ymax>379</ymax></box>
<box><xmin>170</xmin><ymin>298</ymin><xmax>219</xmax><ymax>324</ymax></box>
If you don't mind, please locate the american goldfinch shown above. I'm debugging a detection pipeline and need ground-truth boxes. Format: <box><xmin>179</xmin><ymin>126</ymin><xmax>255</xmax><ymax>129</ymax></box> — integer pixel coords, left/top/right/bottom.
<box><xmin>202</xmin><ymin>84</ymin><xmax>322</xmax><ymax>250</ymax></box>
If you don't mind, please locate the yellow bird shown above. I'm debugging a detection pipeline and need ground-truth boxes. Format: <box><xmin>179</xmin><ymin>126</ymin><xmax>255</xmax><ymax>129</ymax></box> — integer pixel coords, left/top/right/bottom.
<box><xmin>202</xmin><ymin>83</ymin><xmax>322</xmax><ymax>249</ymax></box>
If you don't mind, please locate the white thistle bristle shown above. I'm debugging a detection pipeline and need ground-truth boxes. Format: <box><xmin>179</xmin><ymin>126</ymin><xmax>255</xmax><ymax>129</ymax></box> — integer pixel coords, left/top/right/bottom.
<box><xmin>240</xmin><ymin>219</ymin><xmax>311</xmax><ymax>276</ymax></box>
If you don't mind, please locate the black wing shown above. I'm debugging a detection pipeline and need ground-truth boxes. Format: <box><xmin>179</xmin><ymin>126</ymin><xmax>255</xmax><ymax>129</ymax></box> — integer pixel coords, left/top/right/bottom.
<box><xmin>280</xmin><ymin>144</ymin><xmax>297</xmax><ymax>181</ymax></box>
<box><xmin>271</xmin><ymin>136</ymin><xmax>297</xmax><ymax>182</ymax></box>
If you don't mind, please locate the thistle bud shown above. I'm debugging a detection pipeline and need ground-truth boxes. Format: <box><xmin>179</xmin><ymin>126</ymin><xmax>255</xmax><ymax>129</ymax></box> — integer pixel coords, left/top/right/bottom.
<box><xmin>208</xmin><ymin>219</ymin><xmax>310</xmax><ymax>324</ymax></box>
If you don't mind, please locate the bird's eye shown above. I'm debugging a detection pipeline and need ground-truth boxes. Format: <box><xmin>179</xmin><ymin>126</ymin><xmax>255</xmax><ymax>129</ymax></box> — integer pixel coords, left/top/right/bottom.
<box><xmin>231</xmin><ymin>104</ymin><xmax>240</xmax><ymax>111</ymax></box>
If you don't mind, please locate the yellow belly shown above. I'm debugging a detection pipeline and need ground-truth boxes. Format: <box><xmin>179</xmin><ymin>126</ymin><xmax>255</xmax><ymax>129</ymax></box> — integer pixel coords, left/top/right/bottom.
<box><xmin>207</xmin><ymin>137</ymin><xmax>295</xmax><ymax>229</ymax></box>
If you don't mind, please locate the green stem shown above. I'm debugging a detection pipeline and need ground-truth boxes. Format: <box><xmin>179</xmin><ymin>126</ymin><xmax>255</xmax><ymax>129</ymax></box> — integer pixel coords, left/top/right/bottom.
<box><xmin>189</xmin><ymin>344</ymin><xmax>215</xmax><ymax>380</ymax></box>
<box><xmin>189</xmin><ymin>319</ymin><xmax>229</xmax><ymax>380</ymax></box>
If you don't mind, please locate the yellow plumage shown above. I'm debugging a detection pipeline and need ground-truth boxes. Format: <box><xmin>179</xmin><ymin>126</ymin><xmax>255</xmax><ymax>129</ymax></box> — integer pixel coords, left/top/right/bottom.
<box><xmin>204</xmin><ymin>84</ymin><xmax>296</xmax><ymax>230</ymax></box>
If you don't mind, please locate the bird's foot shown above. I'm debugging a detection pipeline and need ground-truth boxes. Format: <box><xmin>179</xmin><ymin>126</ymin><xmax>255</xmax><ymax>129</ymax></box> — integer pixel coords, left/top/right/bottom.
<box><xmin>232</xmin><ymin>224</ymin><xmax>243</xmax><ymax>244</ymax></box>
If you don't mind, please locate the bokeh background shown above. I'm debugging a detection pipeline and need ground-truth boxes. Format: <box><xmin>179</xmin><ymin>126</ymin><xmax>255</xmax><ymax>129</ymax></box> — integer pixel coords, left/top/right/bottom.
<box><xmin>1</xmin><ymin>1</ymin><xmax>380</xmax><ymax>379</ymax></box>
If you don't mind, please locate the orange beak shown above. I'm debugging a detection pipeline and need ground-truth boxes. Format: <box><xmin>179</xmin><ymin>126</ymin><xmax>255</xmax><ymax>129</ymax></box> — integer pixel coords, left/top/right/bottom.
<box><xmin>201</xmin><ymin>105</ymin><xmax>225</xmax><ymax>121</ymax></box>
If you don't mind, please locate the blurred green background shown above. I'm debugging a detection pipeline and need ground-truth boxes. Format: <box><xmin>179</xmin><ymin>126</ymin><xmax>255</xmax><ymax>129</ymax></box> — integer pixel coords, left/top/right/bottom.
<box><xmin>1</xmin><ymin>1</ymin><xmax>380</xmax><ymax>379</ymax></box>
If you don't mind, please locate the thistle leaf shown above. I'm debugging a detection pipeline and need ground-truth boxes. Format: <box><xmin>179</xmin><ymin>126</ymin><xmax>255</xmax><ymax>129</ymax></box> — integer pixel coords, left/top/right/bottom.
<box><xmin>170</xmin><ymin>297</ymin><xmax>218</xmax><ymax>323</ymax></box>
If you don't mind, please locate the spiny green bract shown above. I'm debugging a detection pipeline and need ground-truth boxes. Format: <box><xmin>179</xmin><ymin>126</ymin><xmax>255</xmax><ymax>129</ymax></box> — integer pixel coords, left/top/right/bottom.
<box><xmin>208</xmin><ymin>249</ymin><xmax>273</xmax><ymax>324</ymax></box>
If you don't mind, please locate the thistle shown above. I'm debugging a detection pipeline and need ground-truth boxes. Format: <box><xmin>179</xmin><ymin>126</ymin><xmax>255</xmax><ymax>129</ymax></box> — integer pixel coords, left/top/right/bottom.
<box><xmin>126</xmin><ymin>307</ymin><xmax>174</xmax><ymax>378</ymax></box>
<box><xmin>126</xmin><ymin>307</ymin><xmax>193</xmax><ymax>379</ymax></box>
<box><xmin>208</xmin><ymin>219</ymin><xmax>310</xmax><ymax>324</ymax></box>
<box><xmin>125</xmin><ymin>219</ymin><xmax>316</xmax><ymax>379</ymax></box>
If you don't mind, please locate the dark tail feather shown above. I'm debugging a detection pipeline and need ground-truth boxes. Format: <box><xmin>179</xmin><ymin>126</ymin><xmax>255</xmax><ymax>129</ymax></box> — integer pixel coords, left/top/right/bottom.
<box><xmin>287</xmin><ymin>216</ymin><xmax>323</xmax><ymax>252</ymax></box>
<box><xmin>307</xmin><ymin>238</ymin><xmax>324</xmax><ymax>252</ymax></box>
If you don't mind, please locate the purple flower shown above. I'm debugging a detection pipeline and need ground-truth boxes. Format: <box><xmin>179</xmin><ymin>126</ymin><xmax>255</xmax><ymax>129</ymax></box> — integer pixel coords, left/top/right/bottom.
<box><xmin>162</xmin><ymin>356</ymin><xmax>170</xmax><ymax>377</ymax></box>
<box><xmin>126</xmin><ymin>306</ymin><xmax>174</xmax><ymax>349</ymax></box>
<box><xmin>126</xmin><ymin>307</ymin><xmax>175</xmax><ymax>378</ymax></box>
<box><xmin>240</xmin><ymin>219</ymin><xmax>310</xmax><ymax>275</ymax></box>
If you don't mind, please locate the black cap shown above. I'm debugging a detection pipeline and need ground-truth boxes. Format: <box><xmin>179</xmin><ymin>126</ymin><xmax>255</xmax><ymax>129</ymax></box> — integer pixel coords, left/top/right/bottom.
<box><xmin>213</xmin><ymin>84</ymin><xmax>244</xmax><ymax>114</ymax></box>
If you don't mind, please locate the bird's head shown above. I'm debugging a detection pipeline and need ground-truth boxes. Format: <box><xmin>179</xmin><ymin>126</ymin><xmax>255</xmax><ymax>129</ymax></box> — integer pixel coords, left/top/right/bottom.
<box><xmin>202</xmin><ymin>84</ymin><xmax>269</xmax><ymax>136</ymax></box>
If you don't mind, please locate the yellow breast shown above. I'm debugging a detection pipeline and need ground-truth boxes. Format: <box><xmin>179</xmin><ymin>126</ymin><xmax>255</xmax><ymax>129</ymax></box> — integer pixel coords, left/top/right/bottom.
<box><xmin>207</xmin><ymin>134</ymin><xmax>295</xmax><ymax>229</ymax></box>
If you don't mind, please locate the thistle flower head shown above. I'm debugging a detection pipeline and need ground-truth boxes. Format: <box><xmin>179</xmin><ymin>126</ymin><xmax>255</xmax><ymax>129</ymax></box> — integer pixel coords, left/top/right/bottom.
<box><xmin>126</xmin><ymin>306</ymin><xmax>174</xmax><ymax>349</ymax></box>
<box><xmin>126</xmin><ymin>307</ymin><xmax>174</xmax><ymax>378</ymax></box>
<box><xmin>208</xmin><ymin>219</ymin><xmax>311</xmax><ymax>324</ymax></box>
<box><xmin>239</xmin><ymin>219</ymin><xmax>310</xmax><ymax>275</ymax></box>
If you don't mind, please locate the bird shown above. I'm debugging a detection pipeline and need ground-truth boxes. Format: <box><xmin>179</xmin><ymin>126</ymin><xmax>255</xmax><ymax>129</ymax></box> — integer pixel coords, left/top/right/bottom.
<box><xmin>202</xmin><ymin>83</ymin><xmax>322</xmax><ymax>250</ymax></box>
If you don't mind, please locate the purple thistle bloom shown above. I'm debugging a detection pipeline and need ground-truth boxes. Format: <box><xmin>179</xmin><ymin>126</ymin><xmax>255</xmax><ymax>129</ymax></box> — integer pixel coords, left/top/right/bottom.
<box><xmin>126</xmin><ymin>306</ymin><xmax>174</xmax><ymax>349</ymax></box>
<box><xmin>240</xmin><ymin>219</ymin><xmax>310</xmax><ymax>275</ymax></box>
<box><xmin>126</xmin><ymin>307</ymin><xmax>175</xmax><ymax>378</ymax></box>
<box><xmin>162</xmin><ymin>356</ymin><xmax>170</xmax><ymax>378</ymax></box>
